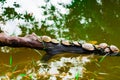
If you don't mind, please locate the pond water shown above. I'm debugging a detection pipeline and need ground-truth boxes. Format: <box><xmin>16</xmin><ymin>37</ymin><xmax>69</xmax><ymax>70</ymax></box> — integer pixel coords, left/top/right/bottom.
<box><xmin>0</xmin><ymin>0</ymin><xmax>120</xmax><ymax>79</ymax></box>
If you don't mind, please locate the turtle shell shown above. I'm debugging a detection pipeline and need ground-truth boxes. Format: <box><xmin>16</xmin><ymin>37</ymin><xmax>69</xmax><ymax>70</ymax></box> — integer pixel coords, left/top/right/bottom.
<box><xmin>72</xmin><ymin>41</ymin><xmax>81</xmax><ymax>46</ymax></box>
<box><xmin>61</xmin><ymin>40</ymin><xmax>71</xmax><ymax>46</ymax></box>
<box><xmin>37</xmin><ymin>36</ymin><xmax>42</xmax><ymax>42</ymax></box>
<box><xmin>41</xmin><ymin>36</ymin><xmax>51</xmax><ymax>42</ymax></box>
<box><xmin>82</xmin><ymin>43</ymin><xmax>95</xmax><ymax>51</ymax></box>
<box><xmin>94</xmin><ymin>45</ymin><xmax>99</xmax><ymax>49</ymax></box>
<box><xmin>99</xmin><ymin>43</ymin><xmax>108</xmax><ymax>49</ymax></box>
<box><xmin>110</xmin><ymin>45</ymin><xmax>119</xmax><ymax>53</ymax></box>
<box><xmin>51</xmin><ymin>39</ymin><xmax>59</xmax><ymax>44</ymax></box>
<box><xmin>104</xmin><ymin>47</ymin><xmax>110</xmax><ymax>53</ymax></box>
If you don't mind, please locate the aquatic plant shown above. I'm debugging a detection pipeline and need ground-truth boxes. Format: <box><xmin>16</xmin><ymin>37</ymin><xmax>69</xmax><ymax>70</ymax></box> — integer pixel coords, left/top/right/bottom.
<box><xmin>75</xmin><ymin>70</ymin><xmax>80</xmax><ymax>80</ymax></box>
<box><xmin>99</xmin><ymin>53</ymin><xmax>109</xmax><ymax>63</ymax></box>
<box><xmin>9</xmin><ymin>55</ymin><xmax>12</xmax><ymax>66</ymax></box>
<box><xmin>34</xmin><ymin>49</ymin><xmax>42</xmax><ymax>56</ymax></box>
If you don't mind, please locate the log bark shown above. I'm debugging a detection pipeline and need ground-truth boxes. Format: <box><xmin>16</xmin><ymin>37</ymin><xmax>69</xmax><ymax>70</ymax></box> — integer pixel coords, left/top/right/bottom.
<box><xmin>0</xmin><ymin>33</ymin><xmax>44</xmax><ymax>49</ymax></box>
<box><xmin>0</xmin><ymin>33</ymin><xmax>119</xmax><ymax>60</ymax></box>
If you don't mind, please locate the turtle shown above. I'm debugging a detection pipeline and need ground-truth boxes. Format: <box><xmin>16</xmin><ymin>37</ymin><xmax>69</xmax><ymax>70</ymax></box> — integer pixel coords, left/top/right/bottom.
<box><xmin>94</xmin><ymin>45</ymin><xmax>99</xmax><ymax>49</ymax></box>
<box><xmin>104</xmin><ymin>47</ymin><xmax>111</xmax><ymax>53</ymax></box>
<box><xmin>51</xmin><ymin>39</ymin><xmax>59</xmax><ymax>44</ymax></box>
<box><xmin>72</xmin><ymin>41</ymin><xmax>81</xmax><ymax>46</ymax></box>
<box><xmin>61</xmin><ymin>40</ymin><xmax>71</xmax><ymax>46</ymax></box>
<box><xmin>99</xmin><ymin>43</ymin><xmax>108</xmax><ymax>49</ymax></box>
<box><xmin>82</xmin><ymin>43</ymin><xmax>95</xmax><ymax>51</ymax></box>
<box><xmin>41</xmin><ymin>36</ymin><xmax>51</xmax><ymax>42</ymax></box>
<box><xmin>110</xmin><ymin>45</ymin><xmax>119</xmax><ymax>53</ymax></box>
<box><xmin>37</xmin><ymin>36</ymin><xmax>42</xmax><ymax>42</ymax></box>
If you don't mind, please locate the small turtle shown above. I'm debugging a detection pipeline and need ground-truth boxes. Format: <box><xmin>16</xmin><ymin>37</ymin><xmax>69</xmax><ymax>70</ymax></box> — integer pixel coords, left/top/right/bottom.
<box><xmin>110</xmin><ymin>45</ymin><xmax>119</xmax><ymax>53</ymax></box>
<box><xmin>72</xmin><ymin>41</ymin><xmax>81</xmax><ymax>46</ymax></box>
<box><xmin>61</xmin><ymin>40</ymin><xmax>71</xmax><ymax>46</ymax></box>
<box><xmin>104</xmin><ymin>47</ymin><xmax>110</xmax><ymax>53</ymax></box>
<box><xmin>94</xmin><ymin>45</ymin><xmax>99</xmax><ymax>49</ymax></box>
<box><xmin>82</xmin><ymin>43</ymin><xmax>95</xmax><ymax>51</ymax></box>
<box><xmin>41</xmin><ymin>36</ymin><xmax>51</xmax><ymax>42</ymax></box>
<box><xmin>37</xmin><ymin>36</ymin><xmax>42</xmax><ymax>42</ymax></box>
<box><xmin>51</xmin><ymin>39</ymin><xmax>59</xmax><ymax>44</ymax></box>
<box><xmin>99</xmin><ymin>43</ymin><xmax>108</xmax><ymax>49</ymax></box>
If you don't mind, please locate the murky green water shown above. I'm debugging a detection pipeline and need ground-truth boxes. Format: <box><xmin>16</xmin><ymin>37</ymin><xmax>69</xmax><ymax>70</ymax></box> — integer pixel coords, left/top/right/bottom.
<box><xmin>0</xmin><ymin>0</ymin><xmax>120</xmax><ymax>79</ymax></box>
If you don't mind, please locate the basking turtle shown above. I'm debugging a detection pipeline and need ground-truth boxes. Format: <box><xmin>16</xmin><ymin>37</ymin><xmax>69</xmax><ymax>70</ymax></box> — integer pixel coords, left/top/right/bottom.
<box><xmin>61</xmin><ymin>40</ymin><xmax>71</xmax><ymax>46</ymax></box>
<box><xmin>41</xmin><ymin>36</ymin><xmax>51</xmax><ymax>42</ymax></box>
<box><xmin>99</xmin><ymin>43</ymin><xmax>108</xmax><ymax>49</ymax></box>
<box><xmin>37</xmin><ymin>36</ymin><xmax>42</xmax><ymax>42</ymax></box>
<box><xmin>94</xmin><ymin>45</ymin><xmax>99</xmax><ymax>49</ymax></box>
<box><xmin>82</xmin><ymin>43</ymin><xmax>95</xmax><ymax>51</ymax></box>
<box><xmin>104</xmin><ymin>47</ymin><xmax>110</xmax><ymax>53</ymax></box>
<box><xmin>51</xmin><ymin>39</ymin><xmax>59</xmax><ymax>44</ymax></box>
<box><xmin>110</xmin><ymin>45</ymin><xmax>119</xmax><ymax>53</ymax></box>
<box><xmin>72</xmin><ymin>41</ymin><xmax>81</xmax><ymax>46</ymax></box>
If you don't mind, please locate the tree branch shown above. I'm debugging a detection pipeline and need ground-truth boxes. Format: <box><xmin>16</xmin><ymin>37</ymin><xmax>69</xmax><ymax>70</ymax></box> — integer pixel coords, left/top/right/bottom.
<box><xmin>0</xmin><ymin>32</ymin><xmax>119</xmax><ymax>61</ymax></box>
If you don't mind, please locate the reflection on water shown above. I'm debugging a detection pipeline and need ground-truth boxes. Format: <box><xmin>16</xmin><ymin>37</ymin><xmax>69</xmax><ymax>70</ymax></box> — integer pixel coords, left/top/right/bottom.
<box><xmin>0</xmin><ymin>0</ymin><xmax>120</xmax><ymax>79</ymax></box>
<box><xmin>37</xmin><ymin>56</ymin><xmax>90</xmax><ymax>79</ymax></box>
<box><xmin>0</xmin><ymin>53</ymin><xmax>120</xmax><ymax>79</ymax></box>
<box><xmin>0</xmin><ymin>55</ymin><xmax>90</xmax><ymax>80</ymax></box>
<box><xmin>85</xmin><ymin>56</ymin><xmax>120</xmax><ymax>80</ymax></box>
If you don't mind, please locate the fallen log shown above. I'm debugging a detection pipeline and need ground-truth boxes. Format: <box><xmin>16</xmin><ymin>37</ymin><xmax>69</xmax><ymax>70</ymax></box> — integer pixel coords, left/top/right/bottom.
<box><xmin>0</xmin><ymin>32</ymin><xmax>119</xmax><ymax>60</ymax></box>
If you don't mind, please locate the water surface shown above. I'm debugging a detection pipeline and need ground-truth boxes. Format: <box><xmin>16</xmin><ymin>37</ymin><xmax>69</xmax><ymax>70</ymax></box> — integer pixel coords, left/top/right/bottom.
<box><xmin>0</xmin><ymin>0</ymin><xmax>120</xmax><ymax>79</ymax></box>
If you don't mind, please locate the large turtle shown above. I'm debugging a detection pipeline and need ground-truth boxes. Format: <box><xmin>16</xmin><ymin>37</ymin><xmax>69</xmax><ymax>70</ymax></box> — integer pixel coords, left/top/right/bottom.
<box><xmin>82</xmin><ymin>43</ymin><xmax>95</xmax><ymax>51</ymax></box>
<box><xmin>61</xmin><ymin>40</ymin><xmax>71</xmax><ymax>46</ymax></box>
<box><xmin>110</xmin><ymin>45</ymin><xmax>119</xmax><ymax>53</ymax></box>
<box><xmin>99</xmin><ymin>43</ymin><xmax>108</xmax><ymax>49</ymax></box>
<box><xmin>41</xmin><ymin>36</ymin><xmax>51</xmax><ymax>42</ymax></box>
<box><xmin>51</xmin><ymin>39</ymin><xmax>59</xmax><ymax>44</ymax></box>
